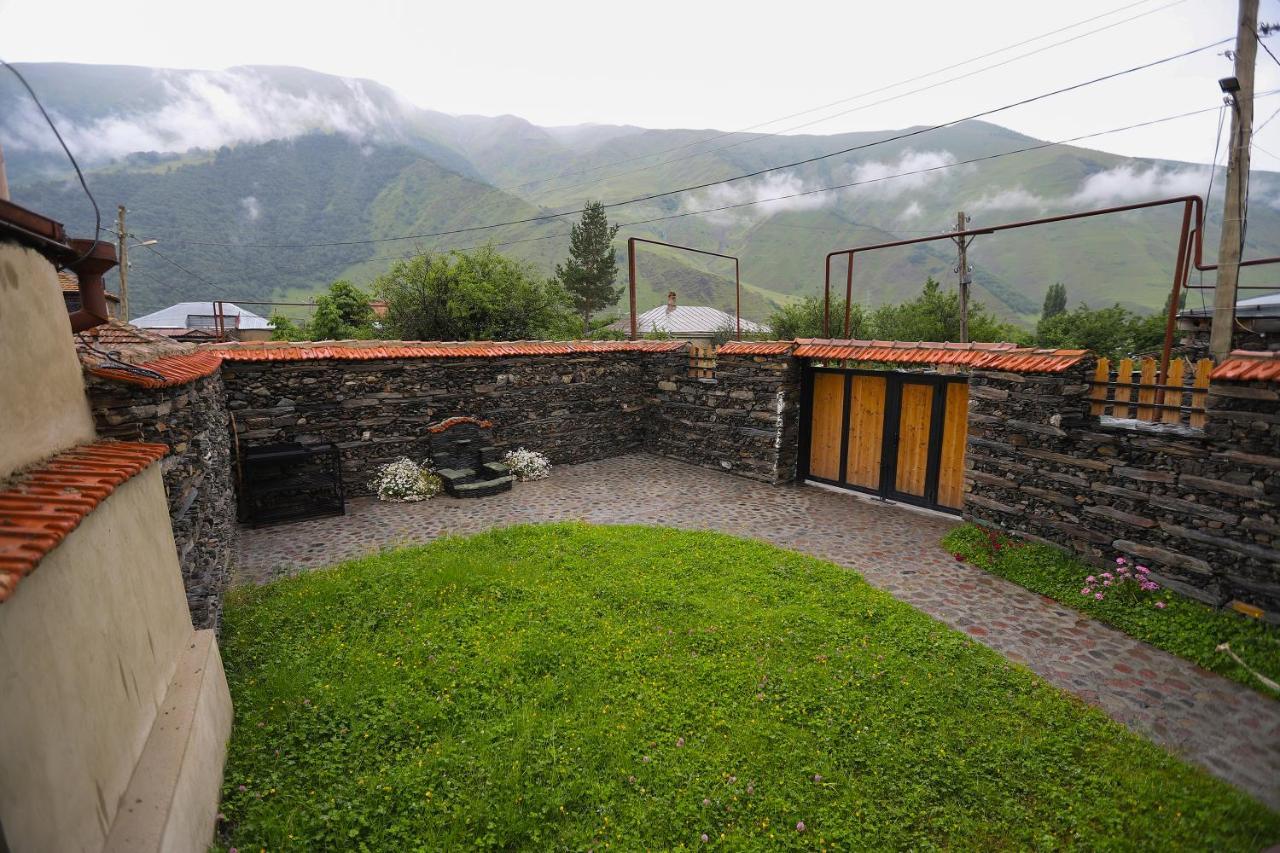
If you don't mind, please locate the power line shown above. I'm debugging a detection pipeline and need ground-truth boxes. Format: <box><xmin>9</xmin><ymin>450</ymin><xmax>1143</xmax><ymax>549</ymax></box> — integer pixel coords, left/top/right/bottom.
<box><xmin>497</xmin><ymin>0</ymin><xmax>1181</xmax><ymax>195</ymax></box>
<box><xmin>515</xmin><ymin>0</ymin><xmax>1190</xmax><ymax>201</ymax></box>
<box><xmin>0</xmin><ymin>57</ymin><xmax>101</xmax><ymax>266</ymax></box>
<box><xmin>151</xmin><ymin>37</ymin><xmax>1233</xmax><ymax>251</ymax></box>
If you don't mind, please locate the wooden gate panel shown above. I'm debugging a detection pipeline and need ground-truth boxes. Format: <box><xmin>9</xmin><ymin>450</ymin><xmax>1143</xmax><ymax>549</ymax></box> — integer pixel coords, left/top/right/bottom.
<box><xmin>894</xmin><ymin>382</ymin><xmax>933</xmax><ymax>497</ymax></box>
<box><xmin>936</xmin><ymin>382</ymin><xmax>969</xmax><ymax>510</ymax></box>
<box><xmin>844</xmin><ymin>375</ymin><xmax>886</xmax><ymax>489</ymax></box>
<box><xmin>808</xmin><ymin>372</ymin><xmax>845</xmax><ymax>481</ymax></box>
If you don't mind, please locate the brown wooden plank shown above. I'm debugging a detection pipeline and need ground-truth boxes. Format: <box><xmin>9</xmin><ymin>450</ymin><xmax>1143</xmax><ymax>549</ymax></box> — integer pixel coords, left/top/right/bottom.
<box><xmin>895</xmin><ymin>382</ymin><xmax>933</xmax><ymax>497</ymax></box>
<box><xmin>1089</xmin><ymin>357</ymin><xmax>1110</xmax><ymax>416</ymax></box>
<box><xmin>808</xmin><ymin>372</ymin><xmax>845</xmax><ymax>480</ymax></box>
<box><xmin>1190</xmin><ymin>359</ymin><xmax>1213</xmax><ymax>430</ymax></box>
<box><xmin>1137</xmin><ymin>357</ymin><xmax>1157</xmax><ymax>421</ymax></box>
<box><xmin>1117</xmin><ymin>357</ymin><xmax>1135</xmax><ymax>418</ymax></box>
<box><xmin>1160</xmin><ymin>360</ymin><xmax>1185</xmax><ymax>424</ymax></box>
<box><xmin>936</xmin><ymin>382</ymin><xmax>969</xmax><ymax>510</ymax></box>
<box><xmin>844</xmin><ymin>375</ymin><xmax>886</xmax><ymax>489</ymax></box>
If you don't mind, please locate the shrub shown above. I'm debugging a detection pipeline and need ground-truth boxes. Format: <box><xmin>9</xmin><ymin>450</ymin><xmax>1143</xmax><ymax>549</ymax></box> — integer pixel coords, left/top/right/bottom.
<box><xmin>369</xmin><ymin>458</ymin><xmax>442</xmax><ymax>502</ymax></box>
<box><xmin>503</xmin><ymin>448</ymin><xmax>551</xmax><ymax>481</ymax></box>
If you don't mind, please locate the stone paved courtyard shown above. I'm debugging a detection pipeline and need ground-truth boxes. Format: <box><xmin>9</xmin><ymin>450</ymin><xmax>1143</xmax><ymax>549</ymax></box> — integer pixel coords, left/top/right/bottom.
<box><xmin>236</xmin><ymin>453</ymin><xmax>1280</xmax><ymax>811</ymax></box>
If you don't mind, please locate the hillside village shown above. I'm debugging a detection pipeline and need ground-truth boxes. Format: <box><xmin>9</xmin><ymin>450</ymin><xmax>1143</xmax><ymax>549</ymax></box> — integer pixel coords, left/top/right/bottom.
<box><xmin>2</xmin><ymin>1</ymin><xmax>1280</xmax><ymax>850</ymax></box>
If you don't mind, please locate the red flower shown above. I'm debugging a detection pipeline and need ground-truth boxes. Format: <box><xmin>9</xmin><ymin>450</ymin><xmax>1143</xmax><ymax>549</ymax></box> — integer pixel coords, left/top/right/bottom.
<box><xmin>953</xmin><ymin>552</ymin><xmax>965</xmax><ymax>561</ymax></box>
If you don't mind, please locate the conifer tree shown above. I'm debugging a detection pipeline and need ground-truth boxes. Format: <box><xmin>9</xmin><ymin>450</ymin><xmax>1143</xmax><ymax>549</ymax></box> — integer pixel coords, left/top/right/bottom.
<box><xmin>555</xmin><ymin>201</ymin><xmax>622</xmax><ymax>327</ymax></box>
<box><xmin>1042</xmin><ymin>282</ymin><xmax>1068</xmax><ymax>319</ymax></box>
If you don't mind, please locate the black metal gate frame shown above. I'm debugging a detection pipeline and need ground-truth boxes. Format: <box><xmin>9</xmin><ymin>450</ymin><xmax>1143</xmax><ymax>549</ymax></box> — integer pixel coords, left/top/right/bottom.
<box><xmin>797</xmin><ymin>364</ymin><xmax>968</xmax><ymax>515</ymax></box>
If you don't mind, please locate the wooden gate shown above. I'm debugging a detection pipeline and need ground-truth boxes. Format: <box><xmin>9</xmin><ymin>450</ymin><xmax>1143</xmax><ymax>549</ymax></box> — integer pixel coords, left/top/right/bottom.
<box><xmin>799</xmin><ymin>367</ymin><xmax>968</xmax><ymax>513</ymax></box>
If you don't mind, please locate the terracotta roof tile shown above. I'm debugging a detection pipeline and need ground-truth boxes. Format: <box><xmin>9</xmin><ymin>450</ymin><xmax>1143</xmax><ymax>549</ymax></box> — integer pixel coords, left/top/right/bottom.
<box><xmin>211</xmin><ymin>339</ymin><xmax>688</xmax><ymax>361</ymax></box>
<box><xmin>1210</xmin><ymin>349</ymin><xmax>1280</xmax><ymax>382</ymax></box>
<box><xmin>0</xmin><ymin>441</ymin><xmax>168</xmax><ymax>602</ymax></box>
<box><xmin>86</xmin><ymin>350</ymin><xmax>224</xmax><ymax>388</ymax></box>
<box><xmin>790</xmin><ymin>339</ymin><xmax>1086</xmax><ymax>373</ymax></box>
<box><xmin>716</xmin><ymin>341</ymin><xmax>797</xmax><ymax>355</ymax></box>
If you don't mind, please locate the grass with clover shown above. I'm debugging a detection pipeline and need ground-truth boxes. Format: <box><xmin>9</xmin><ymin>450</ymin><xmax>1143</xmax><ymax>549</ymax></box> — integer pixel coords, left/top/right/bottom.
<box><xmin>218</xmin><ymin>523</ymin><xmax>1280</xmax><ymax>850</ymax></box>
<box><xmin>944</xmin><ymin>524</ymin><xmax>1280</xmax><ymax>697</ymax></box>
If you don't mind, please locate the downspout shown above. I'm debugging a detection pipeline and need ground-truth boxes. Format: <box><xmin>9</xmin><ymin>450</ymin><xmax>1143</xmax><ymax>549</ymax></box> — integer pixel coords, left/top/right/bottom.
<box><xmin>65</xmin><ymin>238</ymin><xmax>117</xmax><ymax>332</ymax></box>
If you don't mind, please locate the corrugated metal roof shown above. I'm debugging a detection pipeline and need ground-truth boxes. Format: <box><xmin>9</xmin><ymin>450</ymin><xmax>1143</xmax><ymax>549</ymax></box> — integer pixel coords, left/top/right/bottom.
<box><xmin>717</xmin><ymin>341</ymin><xmax>796</xmax><ymax>355</ymax></box>
<box><xmin>1211</xmin><ymin>349</ymin><xmax>1280</xmax><ymax>381</ymax></box>
<box><xmin>610</xmin><ymin>306</ymin><xmax>770</xmax><ymax>336</ymax></box>
<box><xmin>131</xmin><ymin>301</ymin><xmax>273</xmax><ymax>330</ymax></box>
<box><xmin>0</xmin><ymin>441</ymin><xmax>169</xmax><ymax>603</ymax></box>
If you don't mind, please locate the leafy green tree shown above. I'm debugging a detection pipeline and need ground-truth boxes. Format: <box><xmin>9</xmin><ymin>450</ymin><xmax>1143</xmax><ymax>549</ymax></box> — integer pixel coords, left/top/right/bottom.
<box><xmin>1034</xmin><ymin>302</ymin><xmax>1167</xmax><ymax>359</ymax></box>
<box><xmin>766</xmin><ymin>296</ymin><xmax>868</xmax><ymax>340</ymax></box>
<box><xmin>326</xmin><ymin>280</ymin><xmax>375</xmax><ymax>331</ymax></box>
<box><xmin>376</xmin><ymin>246</ymin><xmax>574</xmax><ymax>341</ymax></box>
<box><xmin>308</xmin><ymin>295</ymin><xmax>348</xmax><ymax>340</ymax></box>
<box><xmin>555</xmin><ymin>201</ymin><xmax>622</xmax><ymax>325</ymax></box>
<box><xmin>1042</xmin><ymin>283</ymin><xmax>1068</xmax><ymax>319</ymax></box>
<box><xmin>871</xmin><ymin>277</ymin><xmax>1023</xmax><ymax>343</ymax></box>
<box><xmin>269</xmin><ymin>312</ymin><xmax>305</xmax><ymax>341</ymax></box>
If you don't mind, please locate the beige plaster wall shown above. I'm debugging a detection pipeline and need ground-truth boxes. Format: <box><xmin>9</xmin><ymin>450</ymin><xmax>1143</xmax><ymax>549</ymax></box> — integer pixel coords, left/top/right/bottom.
<box><xmin>0</xmin><ymin>241</ymin><xmax>96</xmax><ymax>477</ymax></box>
<box><xmin>0</xmin><ymin>466</ymin><xmax>192</xmax><ymax>852</ymax></box>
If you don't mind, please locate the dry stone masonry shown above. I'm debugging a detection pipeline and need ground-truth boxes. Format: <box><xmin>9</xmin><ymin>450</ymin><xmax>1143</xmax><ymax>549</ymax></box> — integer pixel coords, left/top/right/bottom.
<box><xmin>963</xmin><ymin>357</ymin><xmax>1280</xmax><ymax>615</ymax></box>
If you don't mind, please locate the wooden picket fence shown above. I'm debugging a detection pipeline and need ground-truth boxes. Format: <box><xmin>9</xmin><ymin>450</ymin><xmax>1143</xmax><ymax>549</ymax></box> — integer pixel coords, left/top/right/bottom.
<box><xmin>1087</xmin><ymin>356</ymin><xmax>1213</xmax><ymax>428</ymax></box>
<box><xmin>689</xmin><ymin>345</ymin><xmax>717</xmax><ymax>379</ymax></box>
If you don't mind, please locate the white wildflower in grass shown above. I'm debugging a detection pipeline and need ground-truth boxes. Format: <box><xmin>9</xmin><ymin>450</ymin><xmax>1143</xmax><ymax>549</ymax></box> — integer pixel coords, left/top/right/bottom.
<box><xmin>503</xmin><ymin>448</ymin><xmax>552</xmax><ymax>481</ymax></box>
<box><xmin>370</xmin><ymin>458</ymin><xmax>442</xmax><ymax>502</ymax></box>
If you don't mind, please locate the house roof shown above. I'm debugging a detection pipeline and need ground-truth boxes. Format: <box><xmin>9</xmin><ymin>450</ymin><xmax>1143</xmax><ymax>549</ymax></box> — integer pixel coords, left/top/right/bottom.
<box><xmin>58</xmin><ymin>270</ymin><xmax>120</xmax><ymax>302</ymax></box>
<box><xmin>610</xmin><ymin>305</ymin><xmax>770</xmax><ymax>336</ymax></box>
<box><xmin>130</xmin><ymin>301</ymin><xmax>273</xmax><ymax>330</ymax></box>
<box><xmin>1179</xmin><ymin>291</ymin><xmax>1280</xmax><ymax>318</ymax></box>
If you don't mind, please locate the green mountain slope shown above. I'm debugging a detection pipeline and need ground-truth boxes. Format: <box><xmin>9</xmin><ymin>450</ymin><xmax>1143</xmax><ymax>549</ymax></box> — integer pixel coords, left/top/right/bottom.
<box><xmin>6</xmin><ymin>61</ymin><xmax>1279</xmax><ymax>325</ymax></box>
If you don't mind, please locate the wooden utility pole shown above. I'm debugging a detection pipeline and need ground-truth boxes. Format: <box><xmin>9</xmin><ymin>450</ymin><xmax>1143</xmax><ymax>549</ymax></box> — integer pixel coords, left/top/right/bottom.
<box><xmin>116</xmin><ymin>205</ymin><xmax>130</xmax><ymax>321</ymax></box>
<box><xmin>952</xmin><ymin>211</ymin><xmax>972</xmax><ymax>343</ymax></box>
<box><xmin>1210</xmin><ymin>0</ymin><xmax>1259</xmax><ymax>360</ymax></box>
<box><xmin>0</xmin><ymin>142</ymin><xmax>10</xmax><ymax>201</ymax></box>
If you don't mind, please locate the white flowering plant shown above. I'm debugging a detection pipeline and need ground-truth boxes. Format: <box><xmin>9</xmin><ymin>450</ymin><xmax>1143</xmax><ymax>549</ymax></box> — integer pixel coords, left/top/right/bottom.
<box><xmin>370</xmin><ymin>457</ymin><xmax>443</xmax><ymax>502</ymax></box>
<box><xmin>503</xmin><ymin>448</ymin><xmax>552</xmax><ymax>481</ymax></box>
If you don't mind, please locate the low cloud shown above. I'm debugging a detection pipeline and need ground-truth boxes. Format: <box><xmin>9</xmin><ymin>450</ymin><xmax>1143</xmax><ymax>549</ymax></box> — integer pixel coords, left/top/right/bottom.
<box><xmin>240</xmin><ymin>196</ymin><xmax>262</xmax><ymax>221</ymax></box>
<box><xmin>1068</xmin><ymin>164</ymin><xmax>1211</xmax><ymax>206</ymax></box>
<box><xmin>682</xmin><ymin>172</ymin><xmax>829</xmax><ymax>223</ymax></box>
<box><xmin>847</xmin><ymin>150</ymin><xmax>963</xmax><ymax>198</ymax></box>
<box><xmin>968</xmin><ymin>187</ymin><xmax>1047</xmax><ymax>214</ymax></box>
<box><xmin>5</xmin><ymin>67</ymin><xmax>410</xmax><ymax>163</ymax></box>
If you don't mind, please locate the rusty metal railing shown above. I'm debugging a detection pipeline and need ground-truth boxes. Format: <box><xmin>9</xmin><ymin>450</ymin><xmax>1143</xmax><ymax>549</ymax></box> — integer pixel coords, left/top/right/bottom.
<box><xmin>627</xmin><ymin>237</ymin><xmax>741</xmax><ymax>340</ymax></box>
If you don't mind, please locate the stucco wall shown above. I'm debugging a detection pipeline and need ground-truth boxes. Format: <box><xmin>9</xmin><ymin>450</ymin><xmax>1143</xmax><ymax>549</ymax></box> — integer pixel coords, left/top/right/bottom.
<box><xmin>0</xmin><ymin>240</ymin><xmax>95</xmax><ymax>476</ymax></box>
<box><xmin>0</xmin><ymin>466</ymin><xmax>193</xmax><ymax>852</ymax></box>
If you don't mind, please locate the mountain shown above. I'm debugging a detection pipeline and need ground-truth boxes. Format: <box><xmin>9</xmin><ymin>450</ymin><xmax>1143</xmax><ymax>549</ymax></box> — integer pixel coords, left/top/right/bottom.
<box><xmin>5</xmin><ymin>62</ymin><xmax>1279</xmax><ymax>322</ymax></box>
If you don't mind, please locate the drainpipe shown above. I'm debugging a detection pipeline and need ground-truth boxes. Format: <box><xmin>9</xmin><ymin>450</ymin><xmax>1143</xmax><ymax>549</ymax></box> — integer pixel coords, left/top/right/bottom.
<box><xmin>65</xmin><ymin>238</ymin><xmax>117</xmax><ymax>332</ymax></box>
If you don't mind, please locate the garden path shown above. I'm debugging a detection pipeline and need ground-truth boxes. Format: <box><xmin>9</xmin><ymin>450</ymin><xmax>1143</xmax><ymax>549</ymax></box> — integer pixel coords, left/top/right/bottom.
<box><xmin>236</xmin><ymin>453</ymin><xmax>1280</xmax><ymax>810</ymax></box>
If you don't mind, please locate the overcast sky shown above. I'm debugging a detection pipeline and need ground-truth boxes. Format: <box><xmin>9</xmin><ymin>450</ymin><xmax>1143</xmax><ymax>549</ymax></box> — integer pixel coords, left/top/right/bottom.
<box><xmin>4</xmin><ymin>0</ymin><xmax>1280</xmax><ymax>167</ymax></box>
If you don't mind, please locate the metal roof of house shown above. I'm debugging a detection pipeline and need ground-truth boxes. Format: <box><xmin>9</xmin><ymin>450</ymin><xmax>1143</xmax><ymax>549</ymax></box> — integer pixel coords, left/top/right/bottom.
<box><xmin>130</xmin><ymin>301</ymin><xmax>273</xmax><ymax>330</ymax></box>
<box><xmin>610</xmin><ymin>305</ymin><xmax>770</xmax><ymax>336</ymax></box>
<box><xmin>1179</xmin><ymin>291</ymin><xmax>1280</xmax><ymax>318</ymax></box>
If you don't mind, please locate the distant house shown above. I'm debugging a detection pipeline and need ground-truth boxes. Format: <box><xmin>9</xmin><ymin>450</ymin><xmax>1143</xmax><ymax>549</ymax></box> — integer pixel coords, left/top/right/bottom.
<box><xmin>609</xmin><ymin>291</ymin><xmax>770</xmax><ymax>344</ymax></box>
<box><xmin>1178</xmin><ymin>291</ymin><xmax>1280</xmax><ymax>350</ymax></box>
<box><xmin>58</xmin><ymin>271</ymin><xmax>121</xmax><ymax>321</ymax></box>
<box><xmin>131</xmin><ymin>301</ymin><xmax>275</xmax><ymax>342</ymax></box>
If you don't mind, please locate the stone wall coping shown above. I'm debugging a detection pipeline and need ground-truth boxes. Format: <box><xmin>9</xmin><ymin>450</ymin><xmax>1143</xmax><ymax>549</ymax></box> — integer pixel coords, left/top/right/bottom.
<box><xmin>211</xmin><ymin>339</ymin><xmax>688</xmax><ymax>362</ymax></box>
<box><xmin>0</xmin><ymin>441</ymin><xmax>169</xmax><ymax>601</ymax></box>
<box><xmin>1212</xmin><ymin>349</ymin><xmax>1280</xmax><ymax>382</ymax></box>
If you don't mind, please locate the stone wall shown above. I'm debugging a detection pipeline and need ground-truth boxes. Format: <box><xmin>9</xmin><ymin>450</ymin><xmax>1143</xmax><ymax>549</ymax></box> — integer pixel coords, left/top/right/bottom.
<box><xmin>963</xmin><ymin>358</ymin><xmax>1280</xmax><ymax>614</ymax></box>
<box><xmin>645</xmin><ymin>350</ymin><xmax>801</xmax><ymax>483</ymax></box>
<box><xmin>221</xmin><ymin>353</ymin><xmax>651</xmax><ymax>496</ymax></box>
<box><xmin>84</xmin><ymin>371</ymin><xmax>236</xmax><ymax>630</ymax></box>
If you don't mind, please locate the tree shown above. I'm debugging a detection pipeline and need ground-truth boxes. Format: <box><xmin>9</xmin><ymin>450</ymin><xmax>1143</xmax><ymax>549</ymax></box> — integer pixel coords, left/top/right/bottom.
<box><xmin>767</xmin><ymin>296</ymin><xmax>869</xmax><ymax>340</ymax></box>
<box><xmin>555</xmin><ymin>201</ymin><xmax>622</xmax><ymax>325</ymax></box>
<box><xmin>1034</xmin><ymin>302</ymin><xmax>1167</xmax><ymax>359</ymax></box>
<box><xmin>376</xmin><ymin>246</ymin><xmax>574</xmax><ymax>341</ymax></box>
<box><xmin>1042</xmin><ymin>283</ymin><xmax>1067</xmax><ymax>319</ymax></box>
<box><xmin>871</xmin><ymin>278</ymin><xmax>1024</xmax><ymax>344</ymax></box>
<box><xmin>268</xmin><ymin>279</ymin><xmax>376</xmax><ymax>341</ymax></box>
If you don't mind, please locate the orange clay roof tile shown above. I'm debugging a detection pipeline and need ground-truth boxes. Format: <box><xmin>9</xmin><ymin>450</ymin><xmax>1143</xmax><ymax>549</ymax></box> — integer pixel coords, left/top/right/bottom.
<box><xmin>716</xmin><ymin>341</ymin><xmax>797</xmax><ymax>355</ymax></box>
<box><xmin>790</xmin><ymin>339</ymin><xmax>1086</xmax><ymax>373</ymax></box>
<box><xmin>210</xmin><ymin>339</ymin><xmax>688</xmax><ymax>361</ymax></box>
<box><xmin>1210</xmin><ymin>349</ymin><xmax>1280</xmax><ymax>382</ymax></box>
<box><xmin>0</xmin><ymin>441</ymin><xmax>168</xmax><ymax>603</ymax></box>
<box><xmin>86</xmin><ymin>350</ymin><xmax>224</xmax><ymax>388</ymax></box>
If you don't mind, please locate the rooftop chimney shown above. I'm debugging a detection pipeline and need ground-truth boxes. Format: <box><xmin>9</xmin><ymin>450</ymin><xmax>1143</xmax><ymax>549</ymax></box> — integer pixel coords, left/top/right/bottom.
<box><xmin>666</xmin><ymin>291</ymin><xmax>677</xmax><ymax>313</ymax></box>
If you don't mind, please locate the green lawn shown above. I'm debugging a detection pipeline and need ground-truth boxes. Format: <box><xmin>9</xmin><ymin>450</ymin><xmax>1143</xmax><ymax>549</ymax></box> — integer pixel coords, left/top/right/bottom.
<box><xmin>944</xmin><ymin>524</ymin><xmax>1280</xmax><ymax>698</ymax></box>
<box><xmin>219</xmin><ymin>524</ymin><xmax>1280</xmax><ymax>850</ymax></box>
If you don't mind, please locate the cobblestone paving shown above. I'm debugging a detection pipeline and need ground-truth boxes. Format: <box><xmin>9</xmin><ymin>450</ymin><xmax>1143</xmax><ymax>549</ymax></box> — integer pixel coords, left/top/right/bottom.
<box><xmin>237</xmin><ymin>453</ymin><xmax>1280</xmax><ymax>810</ymax></box>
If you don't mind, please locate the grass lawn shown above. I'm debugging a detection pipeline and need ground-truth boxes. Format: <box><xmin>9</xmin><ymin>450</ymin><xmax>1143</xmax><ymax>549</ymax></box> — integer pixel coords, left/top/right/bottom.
<box><xmin>944</xmin><ymin>524</ymin><xmax>1280</xmax><ymax>698</ymax></box>
<box><xmin>219</xmin><ymin>523</ymin><xmax>1280</xmax><ymax>850</ymax></box>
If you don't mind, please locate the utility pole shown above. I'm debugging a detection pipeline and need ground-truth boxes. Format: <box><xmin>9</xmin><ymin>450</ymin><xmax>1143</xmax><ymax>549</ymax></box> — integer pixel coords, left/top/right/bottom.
<box><xmin>116</xmin><ymin>205</ymin><xmax>130</xmax><ymax>321</ymax></box>
<box><xmin>951</xmin><ymin>211</ymin><xmax>972</xmax><ymax>343</ymax></box>
<box><xmin>1210</xmin><ymin>0</ymin><xmax>1259</xmax><ymax>360</ymax></box>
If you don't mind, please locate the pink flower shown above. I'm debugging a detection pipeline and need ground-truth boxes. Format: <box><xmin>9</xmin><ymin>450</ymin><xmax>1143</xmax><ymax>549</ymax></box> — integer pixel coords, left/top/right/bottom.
<box><xmin>238</xmin><ymin>785</ymin><xmax>247</xmax><ymax>792</ymax></box>
<box><xmin>1101</xmin><ymin>572</ymin><xmax>1113</xmax><ymax>579</ymax></box>
<box><xmin>1155</xmin><ymin>601</ymin><xmax>1167</xmax><ymax>609</ymax></box>
<box><xmin>676</xmin><ymin>737</ymin><xmax>685</xmax><ymax>748</ymax></box>
<box><xmin>1103</xmin><ymin>579</ymin><xmax>1112</xmax><ymax>587</ymax></box>
<box><xmin>1085</xmin><ymin>576</ymin><xmax>1096</xmax><ymax>584</ymax></box>
<box><xmin>701</xmin><ymin>834</ymin><xmax>709</xmax><ymax>843</ymax></box>
<box><xmin>1081</xmin><ymin>588</ymin><xmax>1092</xmax><ymax>595</ymax></box>
<box><xmin>703</xmin><ymin>798</ymin><xmax>711</xmax><ymax>807</ymax></box>
<box><xmin>796</xmin><ymin>821</ymin><xmax>806</xmax><ymax>833</ymax></box>
<box><xmin>813</xmin><ymin>774</ymin><xmax>823</xmax><ymax>783</ymax></box>
<box><xmin>1136</xmin><ymin>566</ymin><xmax>1149</xmax><ymax>574</ymax></box>
<box><xmin>1115</xmin><ymin>557</ymin><xmax>1126</xmax><ymax>564</ymax></box>
<box><xmin>1095</xmin><ymin>593</ymin><xmax>1104</xmax><ymax>600</ymax></box>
